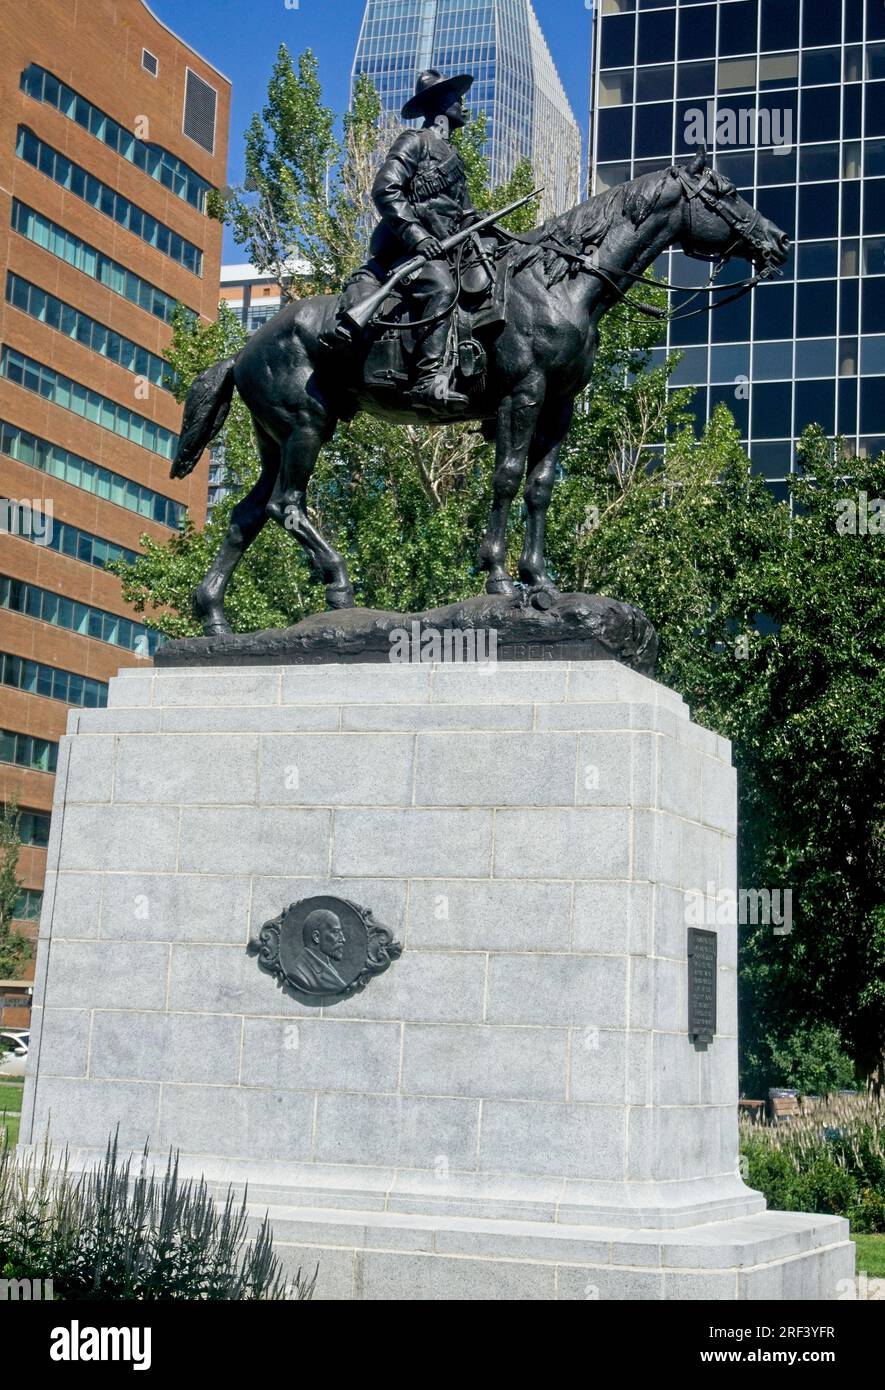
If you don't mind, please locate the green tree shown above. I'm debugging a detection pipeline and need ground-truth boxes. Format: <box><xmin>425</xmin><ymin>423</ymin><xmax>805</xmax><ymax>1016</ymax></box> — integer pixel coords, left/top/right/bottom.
<box><xmin>225</xmin><ymin>47</ymin><xmax>398</xmax><ymax>297</ymax></box>
<box><xmin>760</xmin><ymin>1023</ymin><xmax>858</xmax><ymax>1097</ymax></box>
<box><xmin>0</xmin><ymin>799</ymin><xmax>31</xmax><ymax>980</ymax></box>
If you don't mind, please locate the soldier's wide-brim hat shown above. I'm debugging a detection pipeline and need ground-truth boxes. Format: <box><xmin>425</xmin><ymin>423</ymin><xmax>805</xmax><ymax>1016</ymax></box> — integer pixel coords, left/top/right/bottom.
<box><xmin>401</xmin><ymin>69</ymin><xmax>474</xmax><ymax>120</ymax></box>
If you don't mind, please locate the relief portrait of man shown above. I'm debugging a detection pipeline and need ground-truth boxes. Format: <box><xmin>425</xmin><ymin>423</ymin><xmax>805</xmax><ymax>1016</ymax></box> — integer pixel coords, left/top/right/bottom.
<box><xmin>287</xmin><ymin>908</ymin><xmax>350</xmax><ymax>994</ymax></box>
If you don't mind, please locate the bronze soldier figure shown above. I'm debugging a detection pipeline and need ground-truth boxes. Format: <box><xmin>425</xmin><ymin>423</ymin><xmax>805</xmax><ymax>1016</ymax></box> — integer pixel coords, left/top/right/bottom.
<box><xmin>323</xmin><ymin>68</ymin><xmax>479</xmax><ymax>411</ymax></box>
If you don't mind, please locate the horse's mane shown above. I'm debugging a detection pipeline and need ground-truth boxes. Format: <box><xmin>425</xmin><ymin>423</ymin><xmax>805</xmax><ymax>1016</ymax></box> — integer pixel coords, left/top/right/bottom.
<box><xmin>511</xmin><ymin>166</ymin><xmax>674</xmax><ymax>286</ymax></box>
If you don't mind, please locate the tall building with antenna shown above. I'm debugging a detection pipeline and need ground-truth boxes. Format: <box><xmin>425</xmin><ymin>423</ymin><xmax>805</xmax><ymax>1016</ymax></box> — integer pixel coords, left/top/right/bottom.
<box><xmin>352</xmin><ymin>0</ymin><xmax>582</xmax><ymax>216</ymax></box>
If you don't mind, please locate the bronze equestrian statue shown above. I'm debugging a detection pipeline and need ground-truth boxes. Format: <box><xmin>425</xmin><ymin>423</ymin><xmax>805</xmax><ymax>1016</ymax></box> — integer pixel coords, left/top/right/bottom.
<box><xmin>170</xmin><ymin>69</ymin><xmax>790</xmax><ymax>636</ymax></box>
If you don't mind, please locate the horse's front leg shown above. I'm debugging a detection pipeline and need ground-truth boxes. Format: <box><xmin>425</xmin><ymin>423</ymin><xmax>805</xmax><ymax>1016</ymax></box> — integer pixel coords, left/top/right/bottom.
<box><xmin>519</xmin><ymin>398</ymin><xmax>574</xmax><ymax>593</ymax></box>
<box><xmin>479</xmin><ymin>385</ymin><xmax>543</xmax><ymax>596</ymax></box>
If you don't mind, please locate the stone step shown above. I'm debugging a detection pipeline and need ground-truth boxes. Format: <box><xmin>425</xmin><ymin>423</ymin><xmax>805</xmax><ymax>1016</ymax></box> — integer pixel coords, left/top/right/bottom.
<box><xmin>245</xmin><ymin>1201</ymin><xmax>849</xmax><ymax>1270</ymax></box>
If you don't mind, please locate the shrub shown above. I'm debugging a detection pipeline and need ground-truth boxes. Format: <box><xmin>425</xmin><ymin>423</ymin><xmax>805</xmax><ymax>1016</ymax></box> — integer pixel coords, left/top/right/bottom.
<box><xmin>740</xmin><ymin>1092</ymin><xmax>885</xmax><ymax>1232</ymax></box>
<box><xmin>0</xmin><ymin>1135</ymin><xmax>315</xmax><ymax>1300</ymax></box>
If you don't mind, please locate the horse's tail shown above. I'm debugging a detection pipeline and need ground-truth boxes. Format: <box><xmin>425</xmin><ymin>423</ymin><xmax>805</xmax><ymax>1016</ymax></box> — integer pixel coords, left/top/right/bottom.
<box><xmin>169</xmin><ymin>355</ymin><xmax>238</xmax><ymax>479</ymax></box>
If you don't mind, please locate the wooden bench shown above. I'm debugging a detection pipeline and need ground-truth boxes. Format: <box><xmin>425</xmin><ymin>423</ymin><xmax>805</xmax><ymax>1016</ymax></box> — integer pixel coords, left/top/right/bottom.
<box><xmin>739</xmin><ymin>1099</ymin><xmax>765</xmax><ymax>1123</ymax></box>
<box><xmin>769</xmin><ymin>1094</ymin><xmax>801</xmax><ymax>1124</ymax></box>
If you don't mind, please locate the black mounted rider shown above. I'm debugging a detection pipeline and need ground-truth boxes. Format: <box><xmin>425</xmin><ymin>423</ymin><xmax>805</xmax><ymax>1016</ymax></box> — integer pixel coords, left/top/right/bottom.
<box><xmin>324</xmin><ymin>68</ymin><xmax>479</xmax><ymax>412</ymax></box>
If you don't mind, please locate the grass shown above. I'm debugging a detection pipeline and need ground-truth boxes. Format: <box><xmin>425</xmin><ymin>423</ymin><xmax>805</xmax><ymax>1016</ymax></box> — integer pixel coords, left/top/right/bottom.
<box><xmin>854</xmin><ymin>1234</ymin><xmax>885</xmax><ymax>1278</ymax></box>
<box><xmin>0</xmin><ymin>1077</ymin><xmax>23</xmax><ymax>1149</ymax></box>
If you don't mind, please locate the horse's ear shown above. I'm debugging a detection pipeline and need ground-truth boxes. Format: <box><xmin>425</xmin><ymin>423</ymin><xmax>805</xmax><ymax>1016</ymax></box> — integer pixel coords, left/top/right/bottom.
<box><xmin>688</xmin><ymin>144</ymin><xmax>707</xmax><ymax>175</ymax></box>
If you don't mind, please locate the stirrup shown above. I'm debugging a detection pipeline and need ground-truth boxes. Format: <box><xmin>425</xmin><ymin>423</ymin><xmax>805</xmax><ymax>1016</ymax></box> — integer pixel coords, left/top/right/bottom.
<box><xmin>407</xmin><ymin>375</ymin><xmax>469</xmax><ymax>411</ymax></box>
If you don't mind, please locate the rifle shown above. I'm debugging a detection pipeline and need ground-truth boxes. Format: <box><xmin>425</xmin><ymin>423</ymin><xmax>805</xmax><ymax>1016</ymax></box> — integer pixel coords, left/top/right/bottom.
<box><xmin>341</xmin><ymin>188</ymin><xmax>544</xmax><ymax>335</ymax></box>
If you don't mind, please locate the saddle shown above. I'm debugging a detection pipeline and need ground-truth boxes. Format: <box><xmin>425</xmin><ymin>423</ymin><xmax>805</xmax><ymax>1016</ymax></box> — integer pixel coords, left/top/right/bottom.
<box><xmin>359</xmin><ymin>234</ymin><xmax>513</xmax><ymax>405</ymax></box>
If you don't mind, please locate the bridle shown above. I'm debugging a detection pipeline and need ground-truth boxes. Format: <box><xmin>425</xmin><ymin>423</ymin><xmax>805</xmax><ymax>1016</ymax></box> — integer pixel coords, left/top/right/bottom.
<box><xmin>535</xmin><ymin>162</ymin><xmax>782</xmax><ymax>322</ymax></box>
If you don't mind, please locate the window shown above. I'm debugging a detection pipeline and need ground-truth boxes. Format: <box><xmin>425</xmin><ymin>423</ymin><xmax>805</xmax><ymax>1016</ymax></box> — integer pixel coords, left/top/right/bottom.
<box><xmin>637</xmin><ymin>9</ymin><xmax>675</xmax><ymax>66</ymax></box>
<box><xmin>599</xmin><ymin>69</ymin><xmax>633</xmax><ymax>107</ymax></box>
<box><xmin>795</xmin><ymin>379</ymin><xmax>835</xmax><ymax>434</ymax></box>
<box><xmin>677</xmin><ymin>4</ymin><xmax>716</xmax><ymax>62</ymax></box>
<box><xmin>1</xmin><ymin>500</ymin><xmax>139</xmax><ymax>570</ymax></box>
<box><xmin>752</xmin><ymin>340</ymin><xmax>792</xmax><ymax>380</ymax></box>
<box><xmin>20</xmin><ymin>66</ymin><xmax>210</xmax><ymax>211</ymax></box>
<box><xmin>16</xmin><ymin>128</ymin><xmax>203</xmax><ymax>276</ymax></box>
<box><xmin>597</xmin><ymin>107</ymin><xmax>632</xmax><ymax>162</ymax></box>
<box><xmin>10</xmin><ymin>202</ymin><xmax>197</xmax><ymax>326</ymax></box>
<box><xmin>759</xmin><ymin>53</ymin><xmax>798</xmax><ymax>89</ymax></box>
<box><xmin>600</xmin><ymin>13</ymin><xmax>635</xmax><ymax>68</ymax></box>
<box><xmin>760</xmin><ymin>0</ymin><xmax>798</xmax><ymax>52</ymax></box>
<box><xmin>0</xmin><ymin>349</ymin><xmax>179</xmax><ymax>462</ymax></box>
<box><xmin>677</xmin><ymin>62</ymin><xmax>715</xmax><ymax>99</ymax></box>
<box><xmin>5</xmin><ymin>274</ymin><xmax>177</xmax><ymax>391</ymax></box>
<box><xmin>13</xmin><ymin>888</ymin><xmax>43</xmax><ymax>921</ymax></box>
<box><xmin>710</xmin><ymin>343</ymin><xmax>750</xmax><ymax>383</ymax></box>
<box><xmin>0</xmin><ymin>575</ymin><xmax>160</xmax><ymax>655</ymax></box>
<box><xmin>795</xmin><ymin>339</ymin><xmax>836</xmax><ymax>378</ymax></box>
<box><xmin>12</xmin><ymin>809</ymin><xmax>52</xmax><ymax>848</ymax></box>
<box><xmin>0</xmin><ymin>652</ymin><xmax>107</xmax><ymax>708</ymax></box>
<box><xmin>718</xmin><ymin>58</ymin><xmax>757</xmax><ymax>92</ymax></box>
<box><xmin>799</xmin><ymin>145</ymin><xmax>839</xmax><ymax>182</ymax></box>
<box><xmin>750</xmin><ymin>441</ymin><xmax>792</xmax><ymax>479</ymax></box>
<box><xmin>635</xmin><ymin>104</ymin><xmax>673</xmax><ymax>157</ymax></box>
<box><xmin>0</xmin><ymin>728</ymin><xmax>58</xmax><ymax>774</ymax></box>
<box><xmin>636</xmin><ymin>65</ymin><xmax>673</xmax><ymax>104</ymax></box>
<box><xmin>757</xmin><ymin>147</ymin><xmax>797</xmax><ymax>185</ymax></box>
<box><xmin>798</xmin><ymin>183</ymin><xmax>838</xmax><ymax>240</ymax></box>
<box><xmin>751</xmin><ymin>381</ymin><xmax>792</xmax><ymax>438</ymax></box>
<box><xmin>142</xmin><ymin>49</ymin><xmax>158</xmax><ymax>77</ymax></box>
<box><xmin>863</xmin><ymin>237</ymin><xmax>885</xmax><ymax>276</ymax></box>
<box><xmin>183</xmin><ymin>69</ymin><xmax>218</xmax><ymax>155</ymax></box>
<box><xmin>797</xmin><ymin>242</ymin><xmax>837</xmax><ymax>279</ymax></box>
<box><xmin>754</xmin><ymin>283</ymin><xmax>795</xmax><ymax>340</ymax></box>
<box><xmin>801</xmin><ymin>0</ymin><xmax>841</xmax><ymax>49</ymax></box>
<box><xmin>802</xmin><ymin>48</ymin><xmax>840</xmax><ymax>86</ymax></box>
<box><xmin>796</xmin><ymin>282</ymin><xmax>836</xmax><ymax>338</ymax></box>
<box><xmin>719</xmin><ymin>1</ymin><xmax>758</xmax><ymax>58</ymax></box>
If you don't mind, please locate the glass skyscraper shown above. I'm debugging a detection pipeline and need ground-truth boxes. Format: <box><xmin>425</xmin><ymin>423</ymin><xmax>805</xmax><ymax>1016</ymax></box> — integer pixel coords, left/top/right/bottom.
<box><xmin>352</xmin><ymin>0</ymin><xmax>582</xmax><ymax>216</ymax></box>
<box><xmin>590</xmin><ymin>0</ymin><xmax>885</xmax><ymax>497</ymax></box>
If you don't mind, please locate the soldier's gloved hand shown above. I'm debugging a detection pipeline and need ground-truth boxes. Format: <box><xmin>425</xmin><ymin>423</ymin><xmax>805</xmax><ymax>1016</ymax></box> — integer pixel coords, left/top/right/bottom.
<box><xmin>416</xmin><ymin>235</ymin><xmax>444</xmax><ymax>260</ymax></box>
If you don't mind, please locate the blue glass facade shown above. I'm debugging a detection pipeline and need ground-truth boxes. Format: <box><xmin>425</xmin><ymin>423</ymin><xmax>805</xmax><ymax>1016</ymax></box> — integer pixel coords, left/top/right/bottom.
<box><xmin>591</xmin><ymin>0</ymin><xmax>885</xmax><ymax>491</ymax></box>
<box><xmin>353</xmin><ymin>0</ymin><xmax>581</xmax><ymax>215</ymax></box>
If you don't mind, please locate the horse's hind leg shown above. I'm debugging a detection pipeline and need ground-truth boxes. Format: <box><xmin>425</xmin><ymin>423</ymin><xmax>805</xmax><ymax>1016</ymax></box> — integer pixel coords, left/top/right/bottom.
<box><xmin>265</xmin><ymin>416</ymin><xmax>355</xmax><ymax>610</ymax></box>
<box><xmin>192</xmin><ymin>421</ymin><xmax>279</xmax><ymax>635</ymax></box>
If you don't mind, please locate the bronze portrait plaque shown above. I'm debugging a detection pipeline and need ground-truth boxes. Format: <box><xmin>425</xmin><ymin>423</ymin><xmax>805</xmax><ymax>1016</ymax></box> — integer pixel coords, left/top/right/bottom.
<box><xmin>247</xmin><ymin>895</ymin><xmax>402</xmax><ymax>1006</ymax></box>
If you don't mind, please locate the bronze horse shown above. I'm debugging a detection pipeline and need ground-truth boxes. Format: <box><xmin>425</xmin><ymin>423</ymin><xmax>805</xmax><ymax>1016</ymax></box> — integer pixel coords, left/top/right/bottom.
<box><xmin>171</xmin><ymin>151</ymin><xmax>789</xmax><ymax>635</ymax></box>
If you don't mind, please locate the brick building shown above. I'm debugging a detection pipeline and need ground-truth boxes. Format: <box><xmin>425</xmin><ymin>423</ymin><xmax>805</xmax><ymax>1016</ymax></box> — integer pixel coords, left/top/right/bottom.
<box><xmin>0</xmin><ymin>0</ymin><xmax>230</xmax><ymax>1026</ymax></box>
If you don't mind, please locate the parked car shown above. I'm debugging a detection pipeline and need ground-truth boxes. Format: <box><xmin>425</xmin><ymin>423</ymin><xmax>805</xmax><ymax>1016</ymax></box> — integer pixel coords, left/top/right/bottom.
<box><xmin>0</xmin><ymin>1030</ymin><xmax>28</xmax><ymax>1058</ymax></box>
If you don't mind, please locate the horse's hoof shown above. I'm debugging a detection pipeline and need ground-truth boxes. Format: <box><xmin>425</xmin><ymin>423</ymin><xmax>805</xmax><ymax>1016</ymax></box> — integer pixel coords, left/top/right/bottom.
<box><xmin>326</xmin><ymin>581</ymin><xmax>355</xmax><ymax>611</ymax></box>
<box><xmin>191</xmin><ymin>588</ymin><xmax>232</xmax><ymax>637</ymax></box>
<box><xmin>485</xmin><ymin>576</ymin><xmax>518</xmax><ymax>598</ymax></box>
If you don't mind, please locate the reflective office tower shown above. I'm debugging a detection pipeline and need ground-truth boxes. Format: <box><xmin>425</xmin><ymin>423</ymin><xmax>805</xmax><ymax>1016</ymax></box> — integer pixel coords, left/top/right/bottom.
<box><xmin>353</xmin><ymin>0</ymin><xmax>582</xmax><ymax>216</ymax></box>
<box><xmin>590</xmin><ymin>0</ymin><xmax>885</xmax><ymax>496</ymax></box>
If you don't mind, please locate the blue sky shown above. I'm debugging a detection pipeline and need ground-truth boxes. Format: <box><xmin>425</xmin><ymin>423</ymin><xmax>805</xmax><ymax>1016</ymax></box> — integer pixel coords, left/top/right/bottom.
<box><xmin>150</xmin><ymin>0</ymin><xmax>593</xmax><ymax>256</ymax></box>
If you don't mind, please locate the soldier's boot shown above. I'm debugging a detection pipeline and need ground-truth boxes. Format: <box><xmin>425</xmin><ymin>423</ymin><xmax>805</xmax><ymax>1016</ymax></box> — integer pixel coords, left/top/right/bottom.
<box><xmin>406</xmin><ymin>317</ymin><xmax>468</xmax><ymax>411</ymax></box>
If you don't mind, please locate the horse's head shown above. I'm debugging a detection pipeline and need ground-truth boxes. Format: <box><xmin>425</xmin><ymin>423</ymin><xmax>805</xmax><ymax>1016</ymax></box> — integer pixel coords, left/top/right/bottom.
<box><xmin>673</xmin><ymin>147</ymin><xmax>790</xmax><ymax>273</ymax></box>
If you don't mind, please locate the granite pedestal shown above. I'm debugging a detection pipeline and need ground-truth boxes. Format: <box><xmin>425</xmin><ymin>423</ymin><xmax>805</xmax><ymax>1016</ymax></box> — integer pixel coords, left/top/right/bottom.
<box><xmin>21</xmin><ymin>660</ymin><xmax>854</xmax><ymax>1299</ymax></box>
